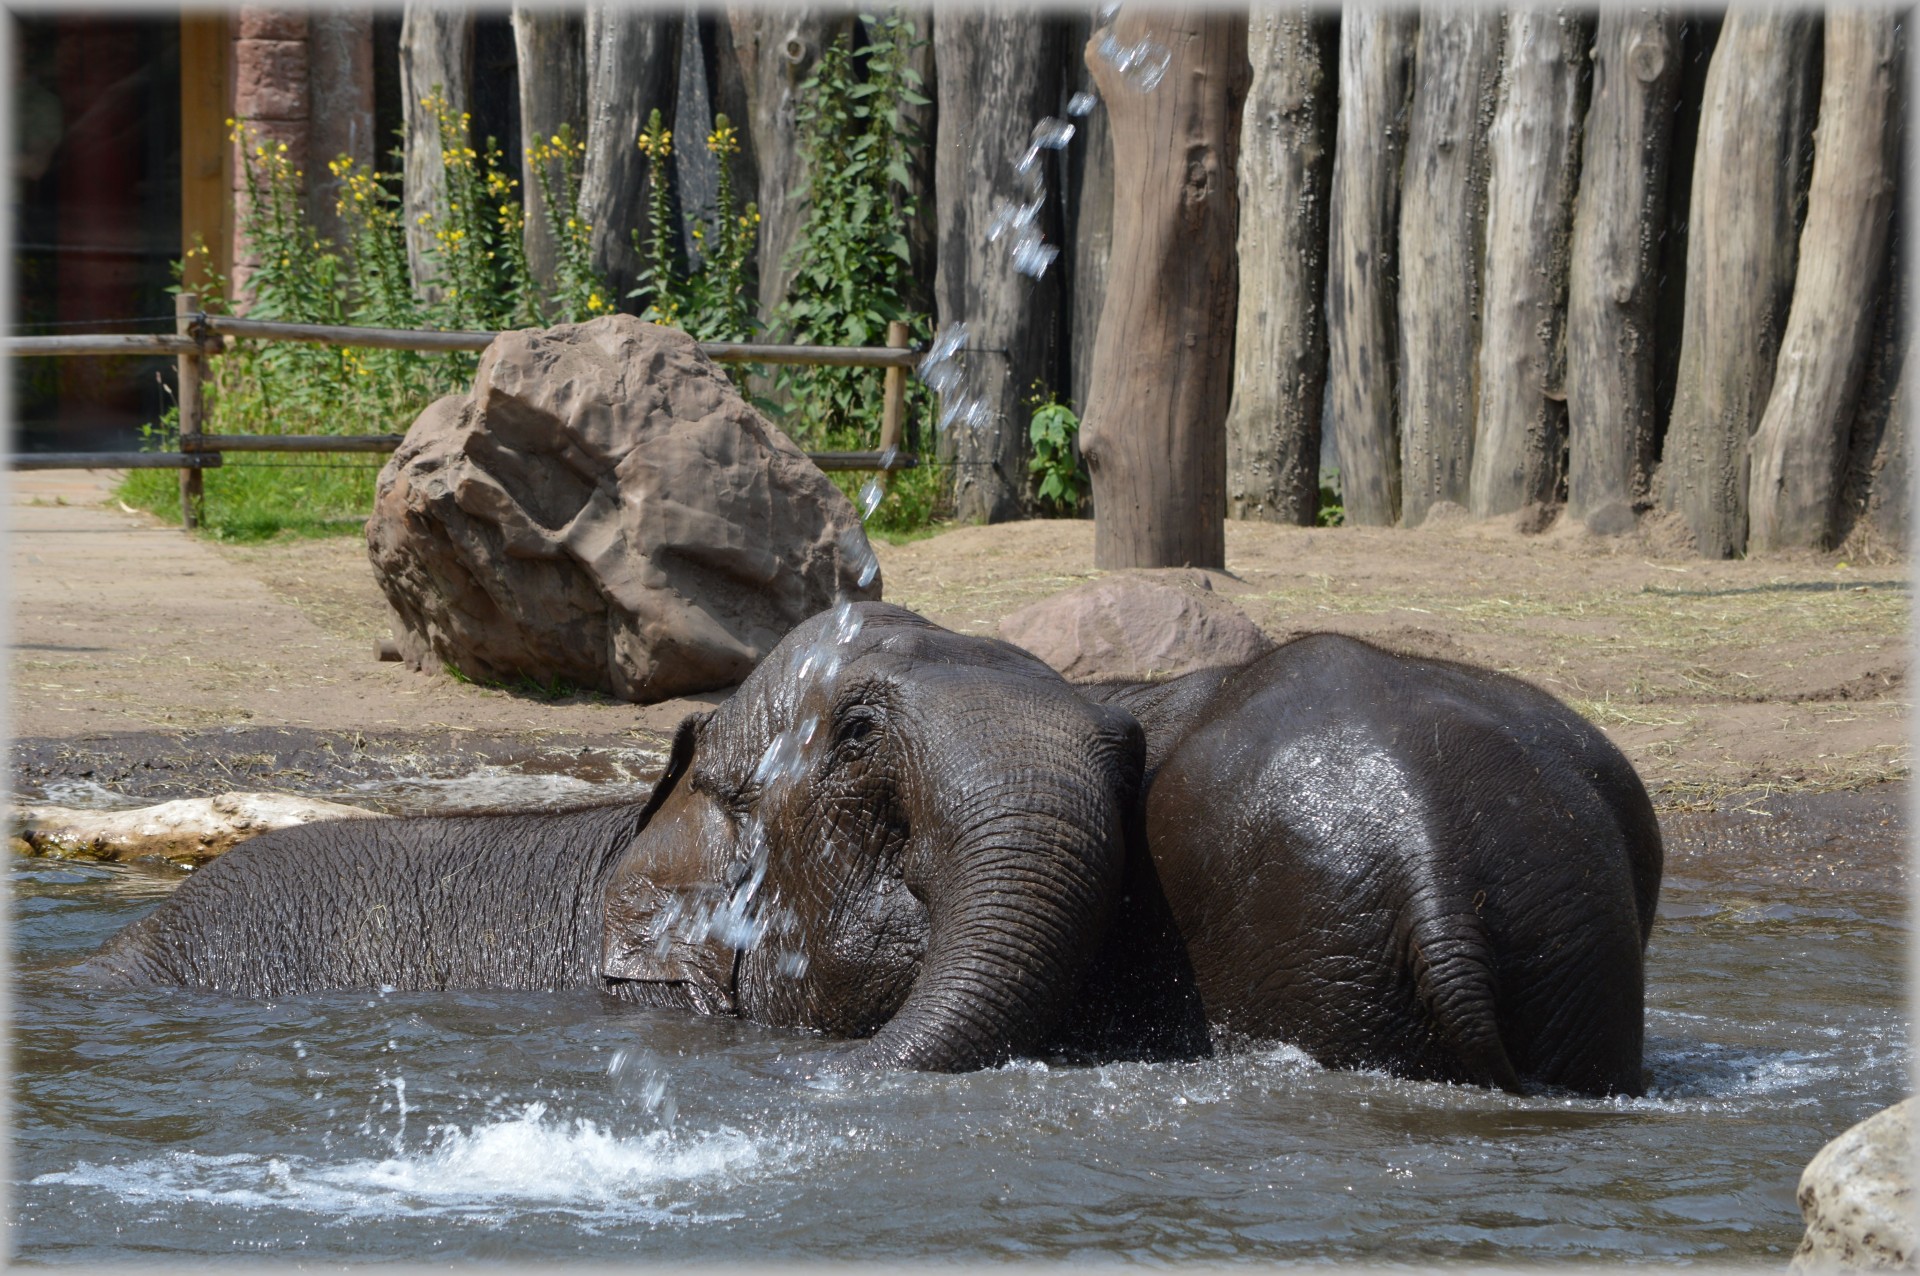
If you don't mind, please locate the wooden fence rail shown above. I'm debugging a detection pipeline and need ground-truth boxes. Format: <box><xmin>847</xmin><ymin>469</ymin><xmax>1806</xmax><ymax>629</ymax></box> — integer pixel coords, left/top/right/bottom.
<box><xmin>6</xmin><ymin>300</ymin><xmax>920</xmax><ymax>529</ymax></box>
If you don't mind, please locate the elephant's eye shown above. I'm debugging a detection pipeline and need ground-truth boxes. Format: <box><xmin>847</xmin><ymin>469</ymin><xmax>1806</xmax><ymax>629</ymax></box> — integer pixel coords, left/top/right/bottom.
<box><xmin>834</xmin><ymin>703</ymin><xmax>885</xmax><ymax>751</ymax></box>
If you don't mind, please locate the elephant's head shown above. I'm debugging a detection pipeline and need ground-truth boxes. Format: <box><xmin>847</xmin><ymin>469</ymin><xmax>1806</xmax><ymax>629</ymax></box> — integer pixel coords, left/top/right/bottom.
<box><xmin>600</xmin><ymin>602</ymin><xmax>1144</xmax><ymax>1071</ymax></box>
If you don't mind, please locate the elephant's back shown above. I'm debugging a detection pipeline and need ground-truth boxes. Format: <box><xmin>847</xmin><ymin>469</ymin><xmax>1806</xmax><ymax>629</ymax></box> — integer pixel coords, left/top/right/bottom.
<box><xmin>1145</xmin><ymin>633</ymin><xmax>1657</xmax><ymax>1095</ymax></box>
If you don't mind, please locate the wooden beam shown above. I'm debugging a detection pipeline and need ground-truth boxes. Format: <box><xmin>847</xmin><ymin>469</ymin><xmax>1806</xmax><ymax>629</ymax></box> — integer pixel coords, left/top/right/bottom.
<box><xmin>180</xmin><ymin>11</ymin><xmax>233</xmax><ymax>293</ymax></box>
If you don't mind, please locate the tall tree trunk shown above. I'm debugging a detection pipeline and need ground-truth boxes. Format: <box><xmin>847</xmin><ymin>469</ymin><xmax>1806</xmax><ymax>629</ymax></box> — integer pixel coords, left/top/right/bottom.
<box><xmin>933</xmin><ymin>10</ymin><xmax>1068</xmax><ymax>524</ymax></box>
<box><xmin>1397</xmin><ymin>7</ymin><xmax>1502</xmax><ymax>527</ymax></box>
<box><xmin>513</xmin><ymin>6</ymin><xmax>586</xmax><ymax>298</ymax></box>
<box><xmin>1564</xmin><ymin>8</ymin><xmax>1681</xmax><ymax>535</ymax></box>
<box><xmin>1064</xmin><ymin>8</ymin><xmax>1114</xmax><ymax>418</ymax></box>
<box><xmin>399</xmin><ymin>4</ymin><xmax>472</xmax><ymax>296</ymax></box>
<box><xmin>1859</xmin><ymin>344</ymin><xmax>1911</xmax><ymax>553</ymax></box>
<box><xmin>1658</xmin><ymin>12</ymin><xmax>1819</xmax><ymax>558</ymax></box>
<box><xmin>899</xmin><ymin>10</ymin><xmax>939</xmax><ymax>320</ymax></box>
<box><xmin>1080</xmin><ymin>9</ymin><xmax>1249</xmax><ymax>568</ymax></box>
<box><xmin>1224</xmin><ymin>7</ymin><xmax>1337</xmax><ymax>525</ymax></box>
<box><xmin>308</xmin><ymin>9</ymin><xmax>376</xmax><ymax>257</ymax></box>
<box><xmin>1470</xmin><ymin>8</ymin><xmax>1590</xmax><ymax>525</ymax></box>
<box><xmin>1747</xmin><ymin>12</ymin><xmax>1899</xmax><ymax>553</ymax></box>
<box><xmin>579</xmin><ymin>6</ymin><xmax>680</xmax><ymax>303</ymax></box>
<box><xmin>727</xmin><ymin>8</ymin><xmax>855</xmax><ymax>326</ymax></box>
<box><xmin>1325</xmin><ymin>11</ymin><xmax>1418</xmax><ymax>527</ymax></box>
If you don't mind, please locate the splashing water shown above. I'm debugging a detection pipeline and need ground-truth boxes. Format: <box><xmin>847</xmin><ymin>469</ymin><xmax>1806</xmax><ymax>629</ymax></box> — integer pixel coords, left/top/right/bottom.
<box><xmin>1094</xmin><ymin>30</ymin><xmax>1172</xmax><ymax>92</ymax></box>
<box><xmin>647</xmin><ymin>4</ymin><xmax>1182</xmax><ymax>1011</ymax></box>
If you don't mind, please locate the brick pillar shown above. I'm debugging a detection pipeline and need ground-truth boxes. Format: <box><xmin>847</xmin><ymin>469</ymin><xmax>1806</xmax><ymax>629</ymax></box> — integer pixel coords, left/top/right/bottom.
<box><xmin>231</xmin><ymin>6</ymin><xmax>311</xmax><ymax>304</ymax></box>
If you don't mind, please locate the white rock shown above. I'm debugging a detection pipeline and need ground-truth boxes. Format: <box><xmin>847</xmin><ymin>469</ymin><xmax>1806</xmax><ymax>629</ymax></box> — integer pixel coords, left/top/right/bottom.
<box><xmin>1794</xmin><ymin>1097</ymin><xmax>1917</xmax><ymax>1271</ymax></box>
<box><xmin>11</xmin><ymin>792</ymin><xmax>383</xmax><ymax>863</ymax></box>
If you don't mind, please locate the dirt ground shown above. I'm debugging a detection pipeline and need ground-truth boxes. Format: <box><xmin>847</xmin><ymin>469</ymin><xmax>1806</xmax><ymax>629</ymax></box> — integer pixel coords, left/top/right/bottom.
<box><xmin>8</xmin><ymin>470</ymin><xmax>1909</xmax><ymax>810</ymax></box>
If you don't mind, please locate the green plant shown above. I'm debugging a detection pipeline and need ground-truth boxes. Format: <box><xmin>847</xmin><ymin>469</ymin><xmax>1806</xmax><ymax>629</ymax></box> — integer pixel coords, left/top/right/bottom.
<box><xmin>526</xmin><ymin>123</ymin><xmax>617</xmax><ymax>322</ymax></box>
<box><xmin>1318</xmin><ymin>468</ymin><xmax>1345</xmax><ymax>527</ymax></box>
<box><xmin>772</xmin><ymin>10</ymin><xmax>931</xmax><ymax>444</ymax></box>
<box><xmin>1026</xmin><ymin>386</ymin><xmax>1089</xmax><ymax>516</ymax></box>
<box><xmin>682</xmin><ymin>115</ymin><xmax>759</xmax><ymax>341</ymax></box>
<box><xmin>416</xmin><ymin>89</ymin><xmax>541</xmax><ymax>332</ymax></box>
<box><xmin>629</xmin><ymin>109</ymin><xmax>688</xmax><ymax>324</ymax></box>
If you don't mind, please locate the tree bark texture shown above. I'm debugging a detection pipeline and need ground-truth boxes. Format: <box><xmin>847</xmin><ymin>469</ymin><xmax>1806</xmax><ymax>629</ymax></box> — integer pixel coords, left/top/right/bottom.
<box><xmin>1859</xmin><ymin>344</ymin><xmax>1910</xmax><ymax>552</ymax></box>
<box><xmin>727</xmin><ymin>8</ymin><xmax>856</xmax><ymax>326</ymax></box>
<box><xmin>513</xmin><ymin>6</ymin><xmax>586</xmax><ymax>297</ymax></box>
<box><xmin>1065</xmin><ymin>8</ymin><xmax>1115</xmax><ymax>418</ymax></box>
<box><xmin>1470</xmin><ymin>9</ymin><xmax>1590</xmax><ymax>524</ymax></box>
<box><xmin>1396</xmin><ymin>8</ymin><xmax>1502</xmax><ymax>527</ymax></box>
<box><xmin>1658</xmin><ymin>11</ymin><xmax>1819</xmax><ymax>558</ymax></box>
<box><xmin>308</xmin><ymin>9</ymin><xmax>376</xmax><ymax>257</ymax></box>
<box><xmin>899</xmin><ymin>11</ymin><xmax>939</xmax><ymax>319</ymax></box>
<box><xmin>1564</xmin><ymin>7</ymin><xmax>1681</xmax><ymax>535</ymax></box>
<box><xmin>1325</xmin><ymin>11</ymin><xmax>1418</xmax><ymax>527</ymax></box>
<box><xmin>933</xmin><ymin>10</ymin><xmax>1068</xmax><ymax>524</ymax></box>
<box><xmin>1747</xmin><ymin>12</ymin><xmax>1899</xmax><ymax>553</ymax></box>
<box><xmin>580</xmin><ymin>6</ymin><xmax>680</xmax><ymax>302</ymax></box>
<box><xmin>1224</xmin><ymin>7</ymin><xmax>1337</xmax><ymax>525</ymax></box>
<box><xmin>399</xmin><ymin>4</ymin><xmax>472</xmax><ymax>295</ymax></box>
<box><xmin>1079</xmin><ymin>9</ymin><xmax>1249</xmax><ymax>568</ymax></box>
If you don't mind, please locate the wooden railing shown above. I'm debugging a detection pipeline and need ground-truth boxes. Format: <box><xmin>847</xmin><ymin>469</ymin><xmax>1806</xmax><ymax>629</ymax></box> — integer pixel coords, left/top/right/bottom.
<box><xmin>6</xmin><ymin>297</ymin><xmax>919</xmax><ymax>530</ymax></box>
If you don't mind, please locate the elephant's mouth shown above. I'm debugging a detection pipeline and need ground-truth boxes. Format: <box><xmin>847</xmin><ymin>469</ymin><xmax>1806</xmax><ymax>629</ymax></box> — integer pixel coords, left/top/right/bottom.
<box><xmin>601</xmin><ymin>879</ymin><xmax>742</xmax><ymax>1016</ymax></box>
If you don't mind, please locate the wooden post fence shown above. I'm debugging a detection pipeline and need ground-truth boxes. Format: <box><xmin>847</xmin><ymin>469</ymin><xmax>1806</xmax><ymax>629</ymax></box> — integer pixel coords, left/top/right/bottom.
<box><xmin>4</xmin><ymin>315</ymin><xmax>922</xmax><ymax>529</ymax></box>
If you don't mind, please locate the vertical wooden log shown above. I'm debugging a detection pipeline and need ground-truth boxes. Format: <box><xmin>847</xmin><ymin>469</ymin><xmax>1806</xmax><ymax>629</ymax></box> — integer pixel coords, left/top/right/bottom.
<box><xmin>513</xmin><ymin>6</ymin><xmax>586</xmax><ymax>297</ymax></box>
<box><xmin>1859</xmin><ymin>345</ymin><xmax>1911</xmax><ymax>552</ymax></box>
<box><xmin>308</xmin><ymin>9</ymin><xmax>376</xmax><ymax>255</ymax></box>
<box><xmin>1224</xmin><ymin>7</ymin><xmax>1337</xmax><ymax>525</ymax></box>
<box><xmin>1064</xmin><ymin>7</ymin><xmax>1114</xmax><ymax>417</ymax></box>
<box><xmin>580</xmin><ymin>6</ymin><xmax>680</xmax><ymax>302</ymax></box>
<box><xmin>1747</xmin><ymin>12</ymin><xmax>1900</xmax><ymax>553</ymax></box>
<box><xmin>176</xmin><ymin>293</ymin><xmax>203</xmax><ymax>531</ymax></box>
<box><xmin>899</xmin><ymin>12</ymin><xmax>939</xmax><ymax>319</ymax></box>
<box><xmin>399</xmin><ymin>4</ymin><xmax>472</xmax><ymax>295</ymax></box>
<box><xmin>878</xmin><ymin>319</ymin><xmax>911</xmax><ymax>483</ymax></box>
<box><xmin>180</xmin><ymin>12</ymin><xmax>233</xmax><ymax>294</ymax></box>
<box><xmin>1397</xmin><ymin>7</ymin><xmax>1501</xmax><ymax>527</ymax></box>
<box><xmin>1470</xmin><ymin>8</ymin><xmax>1590</xmax><ymax>524</ymax></box>
<box><xmin>1325</xmin><ymin>11</ymin><xmax>1417</xmax><ymax>526</ymax></box>
<box><xmin>1080</xmin><ymin>9</ymin><xmax>1249</xmax><ymax>568</ymax></box>
<box><xmin>728</xmin><ymin>8</ymin><xmax>855</xmax><ymax>324</ymax></box>
<box><xmin>1658</xmin><ymin>11</ymin><xmax>1819</xmax><ymax>558</ymax></box>
<box><xmin>934</xmin><ymin>9</ymin><xmax>1067</xmax><ymax>524</ymax></box>
<box><xmin>1564</xmin><ymin>7</ymin><xmax>1681</xmax><ymax>535</ymax></box>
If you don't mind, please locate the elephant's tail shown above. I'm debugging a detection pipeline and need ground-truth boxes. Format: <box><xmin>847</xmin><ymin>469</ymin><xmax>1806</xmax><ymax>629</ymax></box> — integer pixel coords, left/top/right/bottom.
<box><xmin>1405</xmin><ymin>906</ymin><xmax>1524</xmax><ymax>1095</ymax></box>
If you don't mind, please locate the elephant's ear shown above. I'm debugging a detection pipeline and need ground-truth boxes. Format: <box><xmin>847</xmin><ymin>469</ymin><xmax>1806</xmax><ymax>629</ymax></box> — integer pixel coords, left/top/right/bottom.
<box><xmin>632</xmin><ymin>711</ymin><xmax>708</xmax><ymax>827</ymax></box>
<box><xmin>600</xmin><ymin>711</ymin><xmax>739</xmax><ymax>1014</ymax></box>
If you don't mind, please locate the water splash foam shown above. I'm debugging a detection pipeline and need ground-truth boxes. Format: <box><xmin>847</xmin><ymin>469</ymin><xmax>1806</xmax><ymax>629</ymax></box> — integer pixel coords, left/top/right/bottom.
<box><xmin>32</xmin><ymin>1104</ymin><xmax>766</xmax><ymax>1224</ymax></box>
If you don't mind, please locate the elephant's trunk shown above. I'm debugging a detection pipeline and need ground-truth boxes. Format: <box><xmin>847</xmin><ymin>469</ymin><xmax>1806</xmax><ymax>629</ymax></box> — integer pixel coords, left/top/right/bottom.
<box><xmin>856</xmin><ymin>752</ymin><xmax>1132</xmax><ymax>1072</ymax></box>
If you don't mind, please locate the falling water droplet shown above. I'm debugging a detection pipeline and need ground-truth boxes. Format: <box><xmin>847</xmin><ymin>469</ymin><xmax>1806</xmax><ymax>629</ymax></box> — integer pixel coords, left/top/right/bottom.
<box><xmin>1067</xmin><ymin>90</ymin><xmax>1099</xmax><ymax>117</ymax></box>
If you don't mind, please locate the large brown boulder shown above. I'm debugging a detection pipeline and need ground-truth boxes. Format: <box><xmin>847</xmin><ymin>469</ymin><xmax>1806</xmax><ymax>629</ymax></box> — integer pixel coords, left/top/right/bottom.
<box><xmin>998</xmin><ymin>570</ymin><xmax>1274</xmax><ymax>683</ymax></box>
<box><xmin>367</xmin><ymin>316</ymin><xmax>879</xmax><ymax>703</ymax></box>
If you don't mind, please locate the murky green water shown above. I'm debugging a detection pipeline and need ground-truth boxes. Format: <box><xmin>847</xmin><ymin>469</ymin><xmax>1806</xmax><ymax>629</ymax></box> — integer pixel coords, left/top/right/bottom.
<box><xmin>10</xmin><ymin>786</ymin><xmax>1908</xmax><ymax>1264</ymax></box>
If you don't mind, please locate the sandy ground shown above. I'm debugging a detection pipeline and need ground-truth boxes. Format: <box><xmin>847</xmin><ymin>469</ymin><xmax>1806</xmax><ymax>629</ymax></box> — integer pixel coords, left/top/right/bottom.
<box><xmin>8</xmin><ymin>470</ymin><xmax>1909</xmax><ymax>809</ymax></box>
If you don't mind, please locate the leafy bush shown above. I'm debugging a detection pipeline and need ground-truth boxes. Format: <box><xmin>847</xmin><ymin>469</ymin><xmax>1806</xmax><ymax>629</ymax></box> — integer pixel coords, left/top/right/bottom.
<box><xmin>123</xmin><ymin>45</ymin><xmax>945</xmax><ymax>538</ymax></box>
<box><xmin>1026</xmin><ymin>386</ymin><xmax>1089</xmax><ymax>517</ymax></box>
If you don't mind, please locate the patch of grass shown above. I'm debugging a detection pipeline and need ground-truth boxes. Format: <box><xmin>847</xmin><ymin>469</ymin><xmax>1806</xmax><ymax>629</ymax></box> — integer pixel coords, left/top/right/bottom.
<box><xmin>442</xmin><ymin>662</ymin><xmax>600</xmax><ymax>702</ymax></box>
<box><xmin>117</xmin><ymin>458</ymin><xmax>380</xmax><ymax>542</ymax></box>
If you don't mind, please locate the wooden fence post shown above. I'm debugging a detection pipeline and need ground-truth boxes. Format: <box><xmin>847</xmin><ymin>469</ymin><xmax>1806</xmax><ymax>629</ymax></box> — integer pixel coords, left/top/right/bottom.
<box><xmin>878</xmin><ymin>319</ymin><xmax>910</xmax><ymax>485</ymax></box>
<box><xmin>176</xmin><ymin>292</ymin><xmax>204</xmax><ymax>530</ymax></box>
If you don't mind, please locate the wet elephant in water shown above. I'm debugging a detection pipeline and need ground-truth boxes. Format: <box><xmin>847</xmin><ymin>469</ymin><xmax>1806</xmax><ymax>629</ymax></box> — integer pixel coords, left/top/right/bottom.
<box><xmin>84</xmin><ymin>603</ymin><xmax>1160</xmax><ymax>1073</ymax></box>
<box><xmin>1082</xmin><ymin>633</ymin><xmax>1663</xmax><ymax>1097</ymax></box>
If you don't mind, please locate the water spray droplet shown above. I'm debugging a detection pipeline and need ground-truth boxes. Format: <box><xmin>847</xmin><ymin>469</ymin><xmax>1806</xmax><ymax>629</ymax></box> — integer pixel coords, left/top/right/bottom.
<box><xmin>1067</xmin><ymin>91</ymin><xmax>1099</xmax><ymax>117</ymax></box>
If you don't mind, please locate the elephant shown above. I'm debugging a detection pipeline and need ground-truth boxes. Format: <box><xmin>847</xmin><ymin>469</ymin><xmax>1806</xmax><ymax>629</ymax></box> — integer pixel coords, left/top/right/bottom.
<box><xmin>81</xmin><ymin>602</ymin><xmax>1171</xmax><ymax>1074</ymax></box>
<box><xmin>1080</xmin><ymin>632</ymin><xmax>1663</xmax><ymax>1098</ymax></box>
